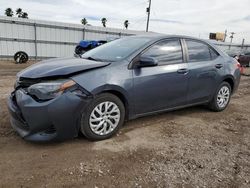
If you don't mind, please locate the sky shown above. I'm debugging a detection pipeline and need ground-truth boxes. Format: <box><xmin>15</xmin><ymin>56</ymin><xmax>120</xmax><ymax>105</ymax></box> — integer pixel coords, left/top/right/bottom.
<box><xmin>0</xmin><ymin>0</ymin><xmax>250</xmax><ymax>43</ymax></box>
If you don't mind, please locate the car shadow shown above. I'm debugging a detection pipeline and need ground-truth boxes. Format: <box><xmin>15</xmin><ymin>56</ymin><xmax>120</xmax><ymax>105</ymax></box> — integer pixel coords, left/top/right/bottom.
<box><xmin>124</xmin><ymin>105</ymin><xmax>209</xmax><ymax>129</ymax></box>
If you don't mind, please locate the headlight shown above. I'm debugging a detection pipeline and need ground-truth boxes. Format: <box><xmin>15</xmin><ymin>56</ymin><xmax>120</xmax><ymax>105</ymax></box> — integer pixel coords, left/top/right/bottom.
<box><xmin>27</xmin><ymin>80</ymin><xmax>76</xmax><ymax>100</ymax></box>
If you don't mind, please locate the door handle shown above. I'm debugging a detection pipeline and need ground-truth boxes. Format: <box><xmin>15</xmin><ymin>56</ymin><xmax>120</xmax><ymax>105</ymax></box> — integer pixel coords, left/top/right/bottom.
<box><xmin>215</xmin><ymin>64</ymin><xmax>223</xmax><ymax>69</ymax></box>
<box><xmin>177</xmin><ymin>68</ymin><xmax>188</xmax><ymax>74</ymax></box>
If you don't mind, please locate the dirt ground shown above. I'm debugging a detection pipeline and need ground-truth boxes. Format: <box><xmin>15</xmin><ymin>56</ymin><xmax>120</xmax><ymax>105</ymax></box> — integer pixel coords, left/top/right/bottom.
<box><xmin>0</xmin><ymin>60</ymin><xmax>250</xmax><ymax>188</ymax></box>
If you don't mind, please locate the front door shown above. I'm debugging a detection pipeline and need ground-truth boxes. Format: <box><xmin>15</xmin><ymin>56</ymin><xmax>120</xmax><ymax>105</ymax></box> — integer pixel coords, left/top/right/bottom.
<box><xmin>132</xmin><ymin>39</ymin><xmax>189</xmax><ymax>115</ymax></box>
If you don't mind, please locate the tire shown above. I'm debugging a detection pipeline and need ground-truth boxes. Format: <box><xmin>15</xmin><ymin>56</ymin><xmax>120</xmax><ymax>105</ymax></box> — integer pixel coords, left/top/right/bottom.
<box><xmin>80</xmin><ymin>93</ymin><xmax>125</xmax><ymax>141</ymax></box>
<box><xmin>75</xmin><ymin>46</ymin><xmax>86</xmax><ymax>55</ymax></box>
<box><xmin>14</xmin><ymin>51</ymin><xmax>29</xmax><ymax>64</ymax></box>
<box><xmin>208</xmin><ymin>82</ymin><xmax>232</xmax><ymax>112</ymax></box>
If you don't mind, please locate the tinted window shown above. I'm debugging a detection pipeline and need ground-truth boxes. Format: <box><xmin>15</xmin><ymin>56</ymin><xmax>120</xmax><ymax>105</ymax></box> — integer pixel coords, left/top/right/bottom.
<box><xmin>142</xmin><ymin>39</ymin><xmax>183</xmax><ymax>65</ymax></box>
<box><xmin>81</xmin><ymin>37</ymin><xmax>151</xmax><ymax>62</ymax></box>
<box><xmin>210</xmin><ymin>48</ymin><xmax>219</xmax><ymax>60</ymax></box>
<box><xmin>186</xmin><ymin>40</ymin><xmax>212</xmax><ymax>62</ymax></box>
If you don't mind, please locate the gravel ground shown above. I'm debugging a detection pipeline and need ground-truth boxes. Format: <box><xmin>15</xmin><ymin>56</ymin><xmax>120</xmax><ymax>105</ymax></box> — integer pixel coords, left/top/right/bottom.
<box><xmin>0</xmin><ymin>60</ymin><xmax>250</xmax><ymax>188</ymax></box>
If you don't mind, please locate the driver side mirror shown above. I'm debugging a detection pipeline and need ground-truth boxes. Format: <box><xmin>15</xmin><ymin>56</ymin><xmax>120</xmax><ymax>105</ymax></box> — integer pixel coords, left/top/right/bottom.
<box><xmin>136</xmin><ymin>56</ymin><xmax>158</xmax><ymax>68</ymax></box>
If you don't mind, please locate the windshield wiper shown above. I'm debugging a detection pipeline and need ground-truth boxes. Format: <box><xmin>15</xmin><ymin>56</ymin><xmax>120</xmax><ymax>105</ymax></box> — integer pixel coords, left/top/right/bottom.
<box><xmin>82</xmin><ymin>56</ymin><xmax>103</xmax><ymax>62</ymax></box>
<box><xmin>81</xmin><ymin>56</ymin><xmax>115</xmax><ymax>62</ymax></box>
<box><xmin>86</xmin><ymin>56</ymin><xmax>98</xmax><ymax>61</ymax></box>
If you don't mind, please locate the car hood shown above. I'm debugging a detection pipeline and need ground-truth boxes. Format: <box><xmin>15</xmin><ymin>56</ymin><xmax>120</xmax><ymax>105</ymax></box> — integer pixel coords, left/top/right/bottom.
<box><xmin>17</xmin><ymin>57</ymin><xmax>110</xmax><ymax>79</ymax></box>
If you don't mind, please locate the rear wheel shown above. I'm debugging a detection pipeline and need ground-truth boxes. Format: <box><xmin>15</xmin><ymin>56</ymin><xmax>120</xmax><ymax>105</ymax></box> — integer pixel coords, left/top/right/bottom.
<box><xmin>208</xmin><ymin>82</ymin><xmax>231</xmax><ymax>111</ymax></box>
<box><xmin>80</xmin><ymin>93</ymin><xmax>125</xmax><ymax>141</ymax></box>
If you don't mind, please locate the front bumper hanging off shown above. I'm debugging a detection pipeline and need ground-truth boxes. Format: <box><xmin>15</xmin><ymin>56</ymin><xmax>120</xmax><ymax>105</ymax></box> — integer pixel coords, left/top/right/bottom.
<box><xmin>8</xmin><ymin>89</ymin><xmax>90</xmax><ymax>142</ymax></box>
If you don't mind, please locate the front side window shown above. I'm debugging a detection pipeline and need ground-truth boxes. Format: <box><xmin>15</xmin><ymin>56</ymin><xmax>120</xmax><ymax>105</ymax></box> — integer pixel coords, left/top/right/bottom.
<box><xmin>186</xmin><ymin>39</ymin><xmax>218</xmax><ymax>62</ymax></box>
<box><xmin>141</xmin><ymin>39</ymin><xmax>183</xmax><ymax>65</ymax></box>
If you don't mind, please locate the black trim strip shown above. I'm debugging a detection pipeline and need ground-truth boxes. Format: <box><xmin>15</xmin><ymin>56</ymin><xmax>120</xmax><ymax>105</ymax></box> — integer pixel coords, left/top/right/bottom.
<box><xmin>0</xmin><ymin>37</ymin><xmax>78</xmax><ymax>45</ymax></box>
<box><xmin>0</xmin><ymin>55</ymin><xmax>55</xmax><ymax>60</ymax></box>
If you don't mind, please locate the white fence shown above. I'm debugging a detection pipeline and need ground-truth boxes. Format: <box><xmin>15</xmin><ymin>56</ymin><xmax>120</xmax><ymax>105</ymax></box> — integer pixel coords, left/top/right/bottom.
<box><xmin>0</xmin><ymin>16</ymin><xmax>146</xmax><ymax>60</ymax></box>
<box><xmin>1</xmin><ymin>16</ymin><xmax>249</xmax><ymax>61</ymax></box>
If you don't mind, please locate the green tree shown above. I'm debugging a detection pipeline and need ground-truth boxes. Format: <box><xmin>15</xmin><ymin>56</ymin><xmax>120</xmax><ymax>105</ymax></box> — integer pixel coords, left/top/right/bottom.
<box><xmin>124</xmin><ymin>20</ymin><xmax>129</xmax><ymax>29</ymax></box>
<box><xmin>5</xmin><ymin>8</ymin><xmax>13</xmax><ymax>17</ymax></box>
<box><xmin>81</xmin><ymin>18</ymin><xmax>88</xmax><ymax>25</ymax></box>
<box><xmin>16</xmin><ymin>8</ymin><xmax>23</xmax><ymax>17</ymax></box>
<box><xmin>101</xmin><ymin>17</ymin><xmax>107</xmax><ymax>27</ymax></box>
<box><xmin>21</xmin><ymin>12</ymin><xmax>28</xmax><ymax>19</ymax></box>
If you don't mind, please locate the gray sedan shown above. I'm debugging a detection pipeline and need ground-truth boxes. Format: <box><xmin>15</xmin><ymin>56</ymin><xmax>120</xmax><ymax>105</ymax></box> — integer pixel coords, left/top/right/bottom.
<box><xmin>8</xmin><ymin>35</ymin><xmax>241</xmax><ymax>142</ymax></box>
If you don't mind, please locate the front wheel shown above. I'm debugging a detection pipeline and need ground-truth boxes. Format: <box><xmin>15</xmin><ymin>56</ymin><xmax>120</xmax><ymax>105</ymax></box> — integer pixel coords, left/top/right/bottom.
<box><xmin>208</xmin><ymin>82</ymin><xmax>231</xmax><ymax>112</ymax></box>
<box><xmin>80</xmin><ymin>93</ymin><xmax>125</xmax><ymax>141</ymax></box>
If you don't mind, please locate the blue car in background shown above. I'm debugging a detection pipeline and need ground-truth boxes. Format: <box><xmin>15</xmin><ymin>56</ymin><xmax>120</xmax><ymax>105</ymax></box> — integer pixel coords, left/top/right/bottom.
<box><xmin>75</xmin><ymin>40</ymin><xmax>107</xmax><ymax>55</ymax></box>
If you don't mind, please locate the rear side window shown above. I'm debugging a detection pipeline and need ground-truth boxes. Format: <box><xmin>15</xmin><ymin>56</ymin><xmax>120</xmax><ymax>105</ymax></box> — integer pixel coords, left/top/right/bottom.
<box><xmin>185</xmin><ymin>40</ymin><xmax>219</xmax><ymax>62</ymax></box>
<box><xmin>142</xmin><ymin>39</ymin><xmax>183</xmax><ymax>65</ymax></box>
<box><xmin>210</xmin><ymin>48</ymin><xmax>219</xmax><ymax>59</ymax></box>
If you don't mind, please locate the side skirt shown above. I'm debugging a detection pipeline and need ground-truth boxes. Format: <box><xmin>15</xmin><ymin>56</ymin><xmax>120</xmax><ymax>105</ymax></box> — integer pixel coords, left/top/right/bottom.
<box><xmin>129</xmin><ymin>101</ymin><xmax>209</xmax><ymax>120</ymax></box>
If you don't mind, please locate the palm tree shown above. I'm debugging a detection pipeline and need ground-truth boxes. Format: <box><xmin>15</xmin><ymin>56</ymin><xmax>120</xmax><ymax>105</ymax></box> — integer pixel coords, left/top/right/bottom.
<box><xmin>81</xmin><ymin>18</ymin><xmax>88</xmax><ymax>25</ymax></box>
<box><xmin>5</xmin><ymin>8</ymin><xmax>13</xmax><ymax>17</ymax></box>
<box><xmin>21</xmin><ymin>12</ymin><xmax>28</xmax><ymax>19</ymax></box>
<box><xmin>101</xmin><ymin>18</ymin><xmax>107</xmax><ymax>27</ymax></box>
<box><xmin>124</xmin><ymin>20</ymin><xmax>129</xmax><ymax>29</ymax></box>
<box><xmin>16</xmin><ymin>8</ymin><xmax>23</xmax><ymax>17</ymax></box>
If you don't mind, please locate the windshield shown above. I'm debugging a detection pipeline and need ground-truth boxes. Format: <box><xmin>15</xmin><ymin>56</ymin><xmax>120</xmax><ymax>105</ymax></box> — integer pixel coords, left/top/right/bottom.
<box><xmin>81</xmin><ymin>37</ymin><xmax>152</xmax><ymax>62</ymax></box>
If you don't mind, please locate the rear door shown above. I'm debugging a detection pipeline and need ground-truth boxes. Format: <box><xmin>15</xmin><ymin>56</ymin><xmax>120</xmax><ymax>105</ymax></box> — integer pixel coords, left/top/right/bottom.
<box><xmin>132</xmin><ymin>38</ymin><xmax>189</xmax><ymax>115</ymax></box>
<box><xmin>184</xmin><ymin>39</ymin><xmax>223</xmax><ymax>104</ymax></box>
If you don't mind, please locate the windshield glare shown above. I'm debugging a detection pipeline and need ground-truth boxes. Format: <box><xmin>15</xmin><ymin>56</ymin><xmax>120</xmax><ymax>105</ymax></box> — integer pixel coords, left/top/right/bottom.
<box><xmin>81</xmin><ymin>37</ymin><xmax>151</xmax><ymax>62</ymax></box>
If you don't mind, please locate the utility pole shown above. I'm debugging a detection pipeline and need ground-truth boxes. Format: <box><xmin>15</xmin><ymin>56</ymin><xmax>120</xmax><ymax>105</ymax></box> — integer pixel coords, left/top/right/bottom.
<box><xmin>230</xmin><ymin>32</ymin><xmax>235</xmax><ymax>44</ymax></box>
<box><xmin>229</xmin><ymin>32</ymin><xmax>235</xmax><ymax>50</ymax></box>
<box><xmin>223</xmin><ymin>29</ymin><xmax>227</xmax><ymax>42</ymax></box>
<box><xmin>146</xmin><ymin>0</ymin><xmax>151</xmax><ymax>32</ymax></box>
<box><xmin>241</xmin><ymin>38</ymin><xmax>245</xmax><ymax>50</ymax></box>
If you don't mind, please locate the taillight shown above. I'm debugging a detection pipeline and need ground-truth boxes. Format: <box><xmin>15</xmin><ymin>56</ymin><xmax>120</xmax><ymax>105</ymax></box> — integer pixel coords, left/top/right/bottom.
<box><xmin>236</xmin><ymin>62</ymin><xmax>245</xmax><ymax>74</ymax></box>
<box><xmin>236</xmin><ymin>62</ymin><xmax>241</xmax><ymax>69</ymax></box>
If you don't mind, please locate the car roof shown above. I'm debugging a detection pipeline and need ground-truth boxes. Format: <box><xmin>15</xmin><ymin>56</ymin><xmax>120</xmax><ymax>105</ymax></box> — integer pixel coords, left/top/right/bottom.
<box><xmin>130</xmin><ymin>34</ymin><xmax>204</xmax><ymax>41</ymax></box>
<box><xmin>129</xmin><ymin>34</ymin><xmax>220</xmax><ymax>48</ymax></box>
<box><xmin>127</xmin><ymin>34</ymin><xmax>227</xmax><ymax>57</ymax></box>
<box><xmin>128</xmin><ymin>34</ymin><xmax>218</xmax><ymax>47</ymax></box>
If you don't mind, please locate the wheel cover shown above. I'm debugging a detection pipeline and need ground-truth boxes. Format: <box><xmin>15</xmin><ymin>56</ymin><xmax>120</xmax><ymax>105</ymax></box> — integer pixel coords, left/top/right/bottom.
<box><xmin>89</xmin><ymin>101</ymin><xmax>120</xmax><ymax>136</ymax></box>
<box><xmin>217</xmin><ymin>86</ymin><xmax>230</xmax><ymax>108</ymax></box>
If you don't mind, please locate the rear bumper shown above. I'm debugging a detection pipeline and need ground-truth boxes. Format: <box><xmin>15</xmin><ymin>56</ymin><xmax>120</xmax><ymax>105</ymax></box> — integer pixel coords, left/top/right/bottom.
<box><xmin>8</xmin><ymin>89</ymin><xmax>91</xmax><ymax>142</ymax></box>
<box><xmin>233</xmin><ymin>69</ymin><xmax>241</xmax><ymax>94</ymax></box>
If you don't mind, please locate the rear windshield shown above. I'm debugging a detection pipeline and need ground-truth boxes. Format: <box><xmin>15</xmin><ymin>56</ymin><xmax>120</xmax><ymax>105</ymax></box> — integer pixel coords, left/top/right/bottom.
<box><xmin>81</xmin><ymin>37</ymin><xmax>151</xmax><ymax>62</ymax></box>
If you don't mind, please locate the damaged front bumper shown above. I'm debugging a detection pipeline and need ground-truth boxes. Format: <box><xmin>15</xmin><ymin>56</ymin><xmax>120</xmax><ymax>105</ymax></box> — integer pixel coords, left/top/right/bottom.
<box><xmin>8</xmin><ymin>88</ymin><xmax>91</xmax><ymax>142</ymax></box>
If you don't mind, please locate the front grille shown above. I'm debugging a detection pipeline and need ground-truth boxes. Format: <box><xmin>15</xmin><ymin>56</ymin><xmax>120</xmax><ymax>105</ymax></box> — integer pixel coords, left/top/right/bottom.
<box><xmin>16</xmin><ymin>120</ymin><xmax>29</xmax><ymax>131</ymax></box>
<box><xmin>44</xmin><ymin>125</ymin><xmax>56</xmax><ymax>134</ymax></box>
<box><xmin>10</xmin><ymin>92</ymin><xmax>29</xmax><ymax>130</ymax></box>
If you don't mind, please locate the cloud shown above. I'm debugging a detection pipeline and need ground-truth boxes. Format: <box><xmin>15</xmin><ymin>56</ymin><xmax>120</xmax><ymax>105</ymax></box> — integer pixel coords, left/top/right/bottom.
<box><xmin>0</xmin><ymin>0</ymin><xmax>250</xmax><ymax>43</ymax></box>
<box><xmin>150</xmin><ymin>18</ymin><xmax>184</xmax><ymax>24</ymax></box>
<box><xmin>85</xmin><ymin>16</ymin><xmax>100</xmax><ymax>21</ymax></box>
<box><xmin>243</xmin><ymin>15</ymin><xmax>250</xmax><ymax>21</ymax></box>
